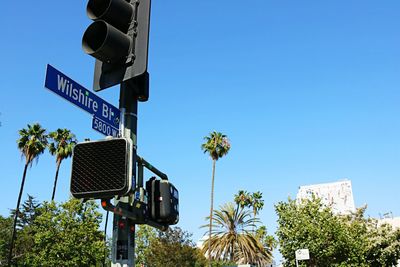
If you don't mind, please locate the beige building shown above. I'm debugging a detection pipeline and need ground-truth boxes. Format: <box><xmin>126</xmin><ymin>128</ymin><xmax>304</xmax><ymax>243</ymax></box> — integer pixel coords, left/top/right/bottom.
<box><xmin>378</xmin><ymin>216</ymin><xmax>400</xmax><ymax>229</ymax></box>
<box><xmin>296</xmin><ymin>179</ymin><xmax>356</xmax><ymax>215</ymax></box>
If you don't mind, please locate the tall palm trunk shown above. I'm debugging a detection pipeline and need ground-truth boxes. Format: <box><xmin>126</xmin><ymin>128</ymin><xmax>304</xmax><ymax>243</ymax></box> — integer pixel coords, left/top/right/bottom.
<box><xmin>103</xmin><ymin>210</ymin><xmax>109</xmax><ymax>267</ymax></box>
<box><xmin>253</xmin><ymin>209</ymin><xmax>256</xmax><ymax>232</ymax></box>
<box><xmin>208</xmin><ymin>159</ymin><xmax>216</xmax><ymax>267</ymax></box>
<box><xmin>51</xmin><ymin>159</ymin><xmax>62</xmax><ymax>201</ymax></box>
<box><xmin>8</xmin><ymin>162</ymin><xmax>29</xmax><ymax>266</ymax></box>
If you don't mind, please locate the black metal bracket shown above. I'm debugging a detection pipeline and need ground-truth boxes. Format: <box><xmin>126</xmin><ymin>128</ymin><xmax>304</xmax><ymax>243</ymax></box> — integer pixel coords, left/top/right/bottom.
<box><xmin>137</xmin><ymin>156</ymin><xmax>168</xmax><ymax>180</ymax></box>
<box><xmin>101</xmin><ymin>199</ymin><xmax>168</xmax><ymax>231</ymax></box>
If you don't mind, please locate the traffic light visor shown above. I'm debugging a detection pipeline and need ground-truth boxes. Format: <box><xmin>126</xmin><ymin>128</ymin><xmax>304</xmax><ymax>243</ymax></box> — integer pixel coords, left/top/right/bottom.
<box><xmin>87</xmin><ymin>0</ymin><xmax>134</xmax><ymax>32</ymax></box>
<box><xmin>82</xmin><ymin>20</ymin><xmax>131</xmax><ymax>63</ymax></box>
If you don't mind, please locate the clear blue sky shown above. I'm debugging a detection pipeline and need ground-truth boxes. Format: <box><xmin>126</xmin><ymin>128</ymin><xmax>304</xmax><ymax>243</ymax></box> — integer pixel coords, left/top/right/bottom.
<box><xmin>1</xmin><ymin>0</ymin><xmax>400</xmax><ymax>263</ymax></box>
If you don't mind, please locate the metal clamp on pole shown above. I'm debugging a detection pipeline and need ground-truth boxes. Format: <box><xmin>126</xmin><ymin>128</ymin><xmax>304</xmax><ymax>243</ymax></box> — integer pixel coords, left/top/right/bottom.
<box><xmin>101</xmin><ymin>199</ymin><xmax>169</xmax><ymax>231</ymax></box>
<box><xmin>137</xmin><ymin>156</ymin><xmax>168</xmax><ymax>180</ymax></box>
<box><xmin>101</xmin><ymin>199</ymin><xmax>144</xmax><ymax>221</ymax></box>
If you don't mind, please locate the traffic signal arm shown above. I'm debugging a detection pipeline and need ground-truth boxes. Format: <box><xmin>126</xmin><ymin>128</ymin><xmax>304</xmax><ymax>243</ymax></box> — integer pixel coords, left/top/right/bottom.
<box><xmin>137</xmin><ymin>156</ymin><xmax>168</xmax><ymax>180</ymax></box>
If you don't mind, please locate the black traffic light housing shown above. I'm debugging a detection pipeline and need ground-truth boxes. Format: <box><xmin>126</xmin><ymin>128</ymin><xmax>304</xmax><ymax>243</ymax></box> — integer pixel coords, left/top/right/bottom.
<box><xmin>70</xmin><ymin>138</ymin><xmax>135</xmax><ymax>199</ymax></box>
<box><xmin>146</xmin><ymin>177</ymin><xmax>179</xmax><ymax>225</ymax></box>
<box><xmin>82</xmin><ymin>0</ymin><xmax>151</xmax><ymax>99</ymax></box>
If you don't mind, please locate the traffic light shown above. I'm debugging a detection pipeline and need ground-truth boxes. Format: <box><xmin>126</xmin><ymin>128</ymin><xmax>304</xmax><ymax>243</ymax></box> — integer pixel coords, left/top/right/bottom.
<box><xmin>82</xmin><ymin>0</ymin><xmax>151</xmax><ymax>93</ymax></box>
<box><xmin>70</xmin><ymin>138</ymin><xmax>135</xmax><ymax>199</ymax></box>
<box><xmin>146</xmin><ymin>177</ymin><xmax>179</xmax><ymax>225</ymax></box>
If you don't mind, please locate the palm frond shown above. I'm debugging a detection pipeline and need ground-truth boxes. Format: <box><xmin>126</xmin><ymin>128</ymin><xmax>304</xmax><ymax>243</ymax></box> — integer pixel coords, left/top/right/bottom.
<box><xmin>201</xmin><ymin>131</ymin><xmax>230</xmax><ymax>161</ymax></box>
<box><xmin>201</xmin><ymin>202</ymin><xmax>273</xmax><ymax>265</ymax></box>
<box><xmin>48</xmin><ymin>128</ymin><xmax>77</xmax><ymax>163</ymax></box>
<box><xmin>17</xmin><ymin>123</ymin><xmax>48</xmax><ymax>165</ymax></box>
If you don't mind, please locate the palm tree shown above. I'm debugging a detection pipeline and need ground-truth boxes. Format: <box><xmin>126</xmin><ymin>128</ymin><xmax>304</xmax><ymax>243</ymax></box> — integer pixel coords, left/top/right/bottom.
<box><xmin>201</xmin><ymin>203</ymin><xmax>272</xmax><ymax>266</ymax></box>
<box><xmin>48</xmin><ymin>128</ymin><xmax>77</xmax><ymax>201</ymax></box>
<box><xmin>250</xmin><ymin>191</ymin><xmax>264</xmax><ymax>221</ymax></box>
<box><xmin>255</xmin><ymin>226</ymin><xmax>276</xmax><ymax>253</ymax></box>
<box><xmin>8</xmin><ymin>123</ymin><xmax>47</xmax><ymax>265</ymax></box>
<box><xmin>201</xmin><ymin>131</ymin><xmax>231</xmax><ymax>267</ymax></box>
<box><xmin>234</xmin><ymin>190</ymin><xmax>252</xmax><ymax>211</ymax></box>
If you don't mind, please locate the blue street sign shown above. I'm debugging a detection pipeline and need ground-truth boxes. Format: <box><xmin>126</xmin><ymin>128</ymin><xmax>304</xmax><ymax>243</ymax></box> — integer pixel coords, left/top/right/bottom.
<box><xmin>44</xmin><ymin>64</ymin><xmax>120</xmax><ymax>128</ymax></box>
<box><xmin>92</xmin><ymin>116</ymin><xmax>119</xmax><ymax>137</ymax></box>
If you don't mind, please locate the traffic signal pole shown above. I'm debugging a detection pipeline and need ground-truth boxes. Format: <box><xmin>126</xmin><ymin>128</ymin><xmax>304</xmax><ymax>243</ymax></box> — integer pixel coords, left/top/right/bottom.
<box><xmin>110</xmin><ymin>81</ymin><xmax>139</xmax><ymax>267</ymax></box>
<box><xmin>74</xmin><ymin>1</ymin><xmax>178</xmax><ymax>265</ymax></box>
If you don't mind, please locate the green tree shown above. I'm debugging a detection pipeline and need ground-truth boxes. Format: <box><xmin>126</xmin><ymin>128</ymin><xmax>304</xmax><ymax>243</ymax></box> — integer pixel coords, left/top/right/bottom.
<box><xmin>364</xmin><ymin>220</ymin><xmax>400</xmax><ymax>266</ymax></box>
<box><xmin>145</xmin><ymin>227</ymin><xmax>206</xmax><ymax>267</ymax></box>
<box><xmin>201</xmin><ymin>131</ymin><xmax>230</xmax><ymax>267</ymax></box>
<box><xmin>12</xmin><ymin>223</ymin><xmax>35</xmax><ymax>266</ymax></box>
<box><xmin>275</xmin><ymin>196</ymin><xmax>360</xmax><ymax>267</ymax></box>
<box><xmin>0</xmin><ymin>215</ymin><xmax>12</xmax><ymax>265</ymax></box>
<box><xmin>234</xmin><ymin>190</ymin><xmax>252</xmax><ymax>211</ymax></box>
<box><xmin>275</xmin><ymin>196</ymin><xmax>400</xmax><ymax>267</ymax></box>
<box><xmin>255</xmin><ymin>226</ymin><xmax>277</xmax><ymax>253</ymax></box>
<box><xmin>24</xmin><ymin>198</ymin><xmax>107</xmax><ymax>266</ymax></box>
<box><xmin>202</xmin><ymin>203</ymin><xmax>272</xmax><ymax>266</ymax></box>
<box><xmin>250</xmin><ymin>191</ymin><xmax>264</xmax><ymax>221</ymax></box>
<box><xmin>209</xmin><ymin>260</ymin><xmax>236</xmax><ymax>267</ymax></box>
<box><xmin>10</xmin><ymin>194</ymin><xmax>41</xmax><ymax>229</ymax></box>
<box><xmin>8</xmin><ymin>195</ymin><xmax>41</xmax><ymax>265</ymax></box>
<box><xmin>48</xmin><ymin>128</ymin><xmax>77</xmax><ymax>201</ymax></box>
<box><xmin>8</xmin><ymin>123</ymin><xmax>47</xmax><ymax>265</ymax></box>
<box><xmin>135</xmin><ymin>225</ymin><xmax>157</xmax><ymax>267</ymax></box>
<box><xmin>234</xmin><ymin>191</ymin><xmax>265</xmax><ymax>228</ymax></box>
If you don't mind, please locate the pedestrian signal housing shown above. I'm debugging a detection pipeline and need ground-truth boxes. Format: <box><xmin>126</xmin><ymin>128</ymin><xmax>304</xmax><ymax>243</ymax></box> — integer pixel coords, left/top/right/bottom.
<box><xmin>70</xmin><ymin>138</ymin><xmax>134</xmax><ymax>199</ymax></box>
<box><xmin>146</xmin><ymin>178</ymin><xmax>179</xmax><ymax>225</ymax></box>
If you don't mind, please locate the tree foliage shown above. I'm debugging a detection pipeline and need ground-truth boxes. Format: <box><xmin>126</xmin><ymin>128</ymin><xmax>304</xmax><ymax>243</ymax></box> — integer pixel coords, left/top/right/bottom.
<box><xmin>135</xmin><ymin>225</ymin><xmax>157</xmax><ymax>267</ymax></box>
<box><xmin>10</xmin><ymin>194</ymin><xmax>41</xmax><ymax>229</ymax></box>
<box><xmin>201</xmin><ymin>132</ymin><xmax>231</xmax><ymax>162</ymax></box>
<box><xmin>234</xmin><ymin>190</ymin><xmax>252</xmax><ymax>210</ymax></box>
<box><xmin>275</xmin><ymin>196</ymin><xmax>400</xmax><ymax>267</ymax></box>
<box><xmin>17</xmin><ymin>123</ymin><xmax>48</xmax><ymax>165</ymax></box>
<box><xmin>364</xmin><ymin>221</ymin><xmax>400</xmax><ymax>266</ymax></box>
<box><xmin>234</xmin><ymin>190</ymin><xmax>264</xmax><ymax>220</ymax></box>
<box><xmin>7</xmin><ymin>195</ymin><xmax>41</xmax><ymax>265</ymax></box>
<box><xmin>255</xmin><ymin>226</ymin><xmax>277</xmax><ymax>252</ymax></box>
<box><xmin>202</xmin><ymin>203</ymin><xmax>273</xmax><ymax>266</ymax></box>
<box><xmin>0</xmin><ymin>215</ymin><xmax>12</xmax><ymax>265</ymax></box>
<box><xmin>48</xmin><ymin>128</ymin><xmax>77</xmax><ymax>200</ymax></box>
<box><xmin>23</xmin><ymin>199</ymin><xmax>107</xmax><ymax>267</ymax></box>
<box><xmin>2</xmin><ymin>198</ymin><xmax>108</xmax><ymax>266</ymax></box>
<box><xmin>48</xmin><ymin>128</ymin><xmax>77</xmax><ymax>164</ymax></box>
<box><xmin>141</xmin><ymin>226</ymin><xmax>206</xmax><ymax>267</ymax></box>
<box><xmin>250</xmin><ymin>191</ymin><xmax>264</xmax><ymax>219</ymax></box>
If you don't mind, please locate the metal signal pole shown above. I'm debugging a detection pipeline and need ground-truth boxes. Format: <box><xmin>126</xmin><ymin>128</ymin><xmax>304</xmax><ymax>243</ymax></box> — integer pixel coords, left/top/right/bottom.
<box><xmin>110</xmin><ymin>81</ymin><xmax>139</xmax><ymax>267</ymax></box>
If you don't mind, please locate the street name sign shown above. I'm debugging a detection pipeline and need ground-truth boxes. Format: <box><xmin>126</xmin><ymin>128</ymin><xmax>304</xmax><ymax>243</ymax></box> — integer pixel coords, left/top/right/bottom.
<box><xmin>44</xmin><ymin>64</ymin><xmax>120</xmax><ymax>131</ymax></box>
<box><xmin>92</xmin><ymin>115</ymin><xmax>119</xmax><ymax>137</ymax></box>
